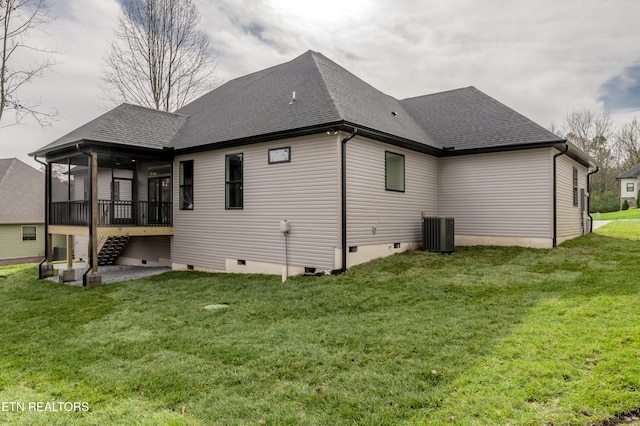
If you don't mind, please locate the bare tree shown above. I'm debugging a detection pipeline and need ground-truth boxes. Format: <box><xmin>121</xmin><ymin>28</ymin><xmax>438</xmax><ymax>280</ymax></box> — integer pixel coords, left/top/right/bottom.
<box><xmin>0</xmin><ymin>0</ymin><xmax>58</xmax><ymax>128</ymax></box>
<box><xmin>561</xmin><ymin>109</ymin><xmax>617</xmax><ymax>194</ymax></box>
<box><xmin>102</xmin><ymin>0</ymin><xmax>216</xmax><ymax>112</ymax></box>
<box><xmin>562</xmin><ymin>109</ymin><xmax>613</xmax><ymax>157</ymax></box>
<box><xmin>615</xmin><ymin>117</ymin><xmax>640</xmax><ymax>170</ymax></box>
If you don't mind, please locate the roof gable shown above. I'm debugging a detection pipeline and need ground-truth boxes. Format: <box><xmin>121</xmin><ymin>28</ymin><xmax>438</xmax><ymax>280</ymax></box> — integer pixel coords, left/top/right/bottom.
<box><xmin>172</xmin><ymin>51</ymin><xmax>437</xmax><ymax>150</ymax></box>
<box><xmin>32</xmin><ymin>50</ymin><xmax>579</xmax><ymax>161</ymax></box>
<box><xmin>172</xmin><ymin>51</ymin><xmax>344</xmax><ymax>149</ymax></box>
<box><xmin>33</xmin><ymin>104</ymin><xmax>187</xmax><ymax>156</ymax></box>
<box><xmin>0</xmin><ymin>158</ymin><xmax>44</xmax><ymax>224</ymax></box>
<box><xmin>400</xmin><ymin>87</ymin><xmax>563</xmax><ymax>151</ymax></box>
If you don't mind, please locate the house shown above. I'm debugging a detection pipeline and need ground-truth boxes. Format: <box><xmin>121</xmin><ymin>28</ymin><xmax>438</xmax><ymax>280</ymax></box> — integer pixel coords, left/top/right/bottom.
<box><xmin>617</xmin><ymin>163</ymin><xmax>640</xmax><ymax>207</ymax></box>
<box><xmin>0</xmin><ymin>158</ymin><xmax>66</xmax><ymax>264</ymax></box>
<box><xmin>30</xmin><ymin>50</ymin><xmax>596</xmax><ymax>284</ymax></box>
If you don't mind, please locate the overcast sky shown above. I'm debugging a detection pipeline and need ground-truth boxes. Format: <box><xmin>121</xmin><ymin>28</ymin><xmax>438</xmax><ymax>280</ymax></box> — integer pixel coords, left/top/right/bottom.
<box><xmin>2</xmin><ymin>0</ymin><xmax>640</xmax><ymax>168</ymax></box>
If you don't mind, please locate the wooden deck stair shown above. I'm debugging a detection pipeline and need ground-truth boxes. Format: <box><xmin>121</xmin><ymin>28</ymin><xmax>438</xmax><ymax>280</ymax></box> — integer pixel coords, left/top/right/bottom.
<box><xmin>97</xmin><ymin>236</ymin><xmax>129</xmax><ymax>266</ymax></box>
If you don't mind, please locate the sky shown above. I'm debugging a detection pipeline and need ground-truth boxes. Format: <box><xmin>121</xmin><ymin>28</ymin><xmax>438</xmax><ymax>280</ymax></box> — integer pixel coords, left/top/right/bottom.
<box><xmin>2</xmin><ymin>0</ymin><xmax>640</xmax><ymax>169</ymax></box>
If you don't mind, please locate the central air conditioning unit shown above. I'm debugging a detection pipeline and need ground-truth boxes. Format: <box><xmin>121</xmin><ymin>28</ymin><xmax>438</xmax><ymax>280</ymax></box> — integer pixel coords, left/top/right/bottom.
<box><xmin>422</xmin><ymin>216</ymin><xmax>455</xmax><ymax>253</ymax></box>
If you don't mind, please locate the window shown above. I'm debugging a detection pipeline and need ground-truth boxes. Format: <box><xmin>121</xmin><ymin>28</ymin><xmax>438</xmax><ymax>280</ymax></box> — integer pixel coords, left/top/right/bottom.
<box><xmin>385</xmin><ymin>151</ymin><xmax>405</xmax><ymax>192</ymax></box>
<box><xmin>572</xmin><ymin>167</ymin><xmax>579</xmax><ymax>206</ymax></box>
<box><xmin>226</xmin><ymin>154</ymin><xmax>243</xmax><ymax>209</ymax></box>
<box><xmin>22</xmin><ymin>226</ymin><xmax>37</xmax><ymax>241</ymax></box>
<box><xmin>179</xmin><ymin>160</ymin><xmax>194</xmax><ymax>210</ymax></box>
<box><xmin>627</xmin><ymin>182</ymin><xmax>635</xmax><ymax>192</ymax></box>
<box><xmin>268</xmin><ymin>147</ymin><xmax>291</xmax><ymax>164</ymax></box>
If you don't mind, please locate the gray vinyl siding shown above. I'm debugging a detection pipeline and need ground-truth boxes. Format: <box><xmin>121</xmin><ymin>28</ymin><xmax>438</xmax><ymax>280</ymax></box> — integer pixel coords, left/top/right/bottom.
<box><xmin>172</xmin><ymin>134</ymin><xmax>340</xmax><ymax>271</ymax></box>
<box><xmin>439</xmin><ymin>148</ymin><xmax>553</xmax><ymax>238</ymax></box>
<box><xmin>556</xmin><ymin>153</ymin><xmax>588</xmax><ymax>239</ymax></box>
<box><xmin>72</xmin><ymin>174</ymin><xmax>85</xmax><ymax>201</ymax></box>
<box><xmin>74</xmin><ymin>235</ymin><xmax>88</xmax><ymax>260</ymax></box>
<box><xmin>118</xmin><ymin>236</ymin><xmax>171</xmax><ymax>264</ymax></box>
<box><xmin>346</xmin><ymin>137</ymin><xmax>439</xmax><ymax>245</ymax></box>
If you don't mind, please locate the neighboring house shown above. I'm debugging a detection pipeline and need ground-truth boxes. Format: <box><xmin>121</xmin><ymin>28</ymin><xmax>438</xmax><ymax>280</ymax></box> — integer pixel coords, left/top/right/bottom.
<box><xmin>617</xmin><ymin>163</ymin><xmax>640</xmax><ymax>207</ymax></box>
<box><xmin>30</xmin><ymin>50</ymin><xmax>597</xmax><ymax>283</ymax></box>
<box><xmin>0</xmin><ymin>158</ymin><xmax>66</xmax><ymax>263</ymax></box>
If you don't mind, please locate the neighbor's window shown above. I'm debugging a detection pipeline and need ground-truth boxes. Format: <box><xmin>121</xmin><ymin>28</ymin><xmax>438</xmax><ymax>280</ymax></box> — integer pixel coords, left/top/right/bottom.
<box><xmin>385</xmin><ymin>151</ymin><xmax>405</xmax><ymax>192</ymax></box>
<box><xmin>627</xmin><ymin>182</ymin><xmax>635</xmax><ymax>192</ymax></box>
<box><xmin>179</xmin><ymin>160</ymin><xmax>194</xmax><ymax>210</ymax></box>
<box><xmin>226</xmin><ymin>154</ymin><xmax>243</xmax><ymax>209</ymax></box>
<box><xmin>572</xmin><ymin>167</ymin><xmax>578</xmax><ymax>206</ymax></box>
<box><xmin>22</xmin><ymin>226</ymin><xmax>37</xmax><ymax>241</ymax></box>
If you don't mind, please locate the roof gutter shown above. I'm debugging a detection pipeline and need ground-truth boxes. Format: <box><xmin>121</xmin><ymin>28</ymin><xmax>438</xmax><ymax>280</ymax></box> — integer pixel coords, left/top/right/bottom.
<box><xmin>340</xmin><ymin>127</ymin><xmax>358</xmax><ymax>273</ymax></box>
<box><xmin>587</xmin><ymin>166</ymin><xmax>599</xmax><ymax>233</ymax></box>
<box><xmin>553</xmin><ymin>142</ymin><xmax>569</xmax><ymax>247</ymax></box>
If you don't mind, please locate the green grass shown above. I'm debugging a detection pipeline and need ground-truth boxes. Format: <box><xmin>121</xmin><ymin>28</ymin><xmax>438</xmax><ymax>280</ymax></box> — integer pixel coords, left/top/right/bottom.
<box><xmin>1</xmin><ymin>224</ymin><xmax>640</xmax><ymax>425</ymax></box>
<box><xmin>593</xmin><ymin>208</ymin><xmax>640</xmax><ymax>220</ymax></box>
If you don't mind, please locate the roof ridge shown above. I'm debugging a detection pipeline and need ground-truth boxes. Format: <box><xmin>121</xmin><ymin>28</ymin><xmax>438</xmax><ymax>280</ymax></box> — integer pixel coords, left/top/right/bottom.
<box><xmin>308</xmin><ymin>51</ymin><xmax>343</xmax><ymax>119</ymax></box>
<box><xmin>177</xmin><ymin>53</ymin><xmax>312</xmax><ymax>117</ymax></box>
<box><xmin>0</xmin><ymin>158</ymin><xmax>17</xmax><ymax>190</ymax></box>
<box><xmin>401</xmin><ymin>86</ymin><xmax>474</xmax><ymax>102</ymax></box>
<box><xmin>468</xmin><ymin>87</ymin><xmax>563</xmax><ymax>140</ymax></box>
<box><xmin>121</xmin><ymin>102</ymin><xmax>189</xmax><ymax>118</ymax></box>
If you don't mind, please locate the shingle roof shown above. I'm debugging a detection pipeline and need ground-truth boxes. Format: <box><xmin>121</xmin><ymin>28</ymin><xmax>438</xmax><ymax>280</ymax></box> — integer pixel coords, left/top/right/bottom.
<box><xmin>32</xmin><ymin>104</ymin><xmax>187</xmax><ymax>156</ymax></box>
<box><xmin>617</xmin><ymin>163</ymin><xmax>640</xmax><ymax>179</ymax></box>
<box><xmin>32</xmin><ymin>50</ymin><xmax>571</xmax><ymax>159</ymax></box>
<box><xmin>173</xmin><ymin>50</ymin><xmax>435</xmax><ymax>149</ymax></box>
<box><xmin>400</xmin><ymin>87</ymin><xmax>563</xmax><ymax>151</ymax></box>
<box><xmin>0</xmin><ymin>158</ymin><xmax>44</xmax><ymax>224</ymax></box>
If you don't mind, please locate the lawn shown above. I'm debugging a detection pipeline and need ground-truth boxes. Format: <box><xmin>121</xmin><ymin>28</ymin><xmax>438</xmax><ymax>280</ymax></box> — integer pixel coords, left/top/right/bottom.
<box><xmin>593</xmin><ymin>208</ymin><xmax>640</xmax><ymax>220</ymax></box>
<box><xmin>1</xmin><ymin>223</ymin><xmax>640</xmax><ymax>425</ymax></box>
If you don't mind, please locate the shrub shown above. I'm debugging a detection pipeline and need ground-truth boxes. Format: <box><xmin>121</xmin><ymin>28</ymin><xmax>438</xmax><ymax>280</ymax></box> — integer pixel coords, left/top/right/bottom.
<box><xmin>590</xmin><ymin>190</ymin><xmax>620</xmax><ymax>213</ymax></box>
<box><xmin>622</xmin><ymin>199</ymin><xmax>630</xmax><ymax>210</ymax></box>
<box><xmin>637</xmin><ymin>190</ymin><xmax>640</xmax><ymax>209</ymax></box>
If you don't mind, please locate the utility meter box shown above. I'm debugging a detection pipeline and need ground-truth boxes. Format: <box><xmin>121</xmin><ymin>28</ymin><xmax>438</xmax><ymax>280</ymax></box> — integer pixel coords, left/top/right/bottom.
<box><xmin>280</xmin><ymin>220</ymin><xmax>290</xmax><ymax>234</ymax></box>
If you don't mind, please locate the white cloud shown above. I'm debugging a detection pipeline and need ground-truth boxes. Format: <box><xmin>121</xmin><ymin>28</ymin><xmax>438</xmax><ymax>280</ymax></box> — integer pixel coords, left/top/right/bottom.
<box><xmin>3</xmin><ymin>0</ymin><xmax>640</xmax><ymax>168</ymax></box>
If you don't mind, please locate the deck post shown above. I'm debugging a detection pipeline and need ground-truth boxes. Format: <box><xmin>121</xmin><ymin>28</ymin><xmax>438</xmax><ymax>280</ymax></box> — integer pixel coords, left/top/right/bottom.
<box><xmin>91</xmin><ymin>152</ymin><xmax>99</xmax><ymax>274</ymax></box>
<box><xmin>66</xmin><ymin>234</ymin><xmax>73</xmax><ymax>269</ymax></box>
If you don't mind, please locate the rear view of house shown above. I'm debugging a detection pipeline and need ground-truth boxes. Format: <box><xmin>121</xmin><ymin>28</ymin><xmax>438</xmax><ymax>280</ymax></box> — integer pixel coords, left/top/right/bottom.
<box><xmin>30</xmin><ymin>51</ymin><xmax>596</xmax><ymax>284</ymax></box>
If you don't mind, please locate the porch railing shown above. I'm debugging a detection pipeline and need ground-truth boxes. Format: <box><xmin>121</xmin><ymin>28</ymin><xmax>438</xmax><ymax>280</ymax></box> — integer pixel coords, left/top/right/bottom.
<box><xmin>49</xmin><ymin>200</ymin><xmax>172</xmax><ymax>227</ymax></box>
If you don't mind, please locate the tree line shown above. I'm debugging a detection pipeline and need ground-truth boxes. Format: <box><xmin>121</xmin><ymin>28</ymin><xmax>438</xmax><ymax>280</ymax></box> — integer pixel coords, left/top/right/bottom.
<box><xmin>552</xmin><ymin>111</ymin><xmax>640</xmax><ymax>212</ymax></box>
